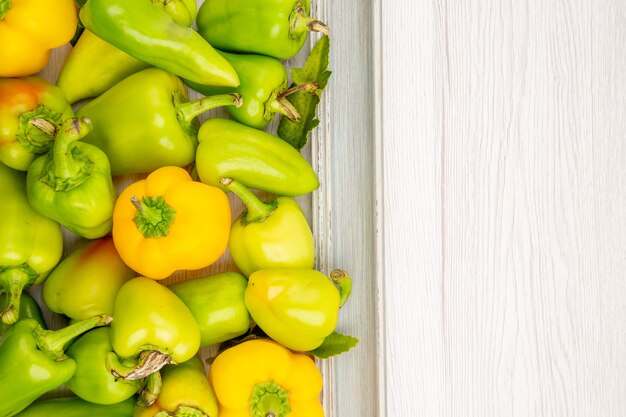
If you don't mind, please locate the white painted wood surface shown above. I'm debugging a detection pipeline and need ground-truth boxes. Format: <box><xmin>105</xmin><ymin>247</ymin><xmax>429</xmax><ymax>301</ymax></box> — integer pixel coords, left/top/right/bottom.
<box><xmin>379</xmin><ymin>0</ymin><xmax>626</xmax><ymax>416</ymax></box>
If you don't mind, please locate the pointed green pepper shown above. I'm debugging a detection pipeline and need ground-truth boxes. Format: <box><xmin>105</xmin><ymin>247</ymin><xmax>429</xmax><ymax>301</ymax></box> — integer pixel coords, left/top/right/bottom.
<box><xmin>0</xmin><ymin>314</ymin><xmax>112</xmax><ymax>417</ymax></box>
<box><xmin>79</xmin><ymin>0</ymin><xmax>239</xmax><ymax>87</ymax></box>
<box><xmin>195</xmin><ymin>118</ymin><xmax>319</xmax><ymax>196</ymax></box>
<box><xmin>14</xmin><ymin>396</ymin><xmax>135</xmax><ymax>417</ymax></box>
<box><xmin>221</xmin><ymin>178</ymin><xmax>315</xmax><ymax>276</ymax></box>
<box><xmin>77</xmin><ymin>68</ymin><xmax>242</xmax><ymax>175</ymax></box>
<box><xmin>26</xmin><ymin>117</ymin><xmax>117</xmax><ymax>239</ymax></box>
<box><xmin>0</xmin><ymin>161</ymin><xmax>63</xmax><ymax>325</ymax></box>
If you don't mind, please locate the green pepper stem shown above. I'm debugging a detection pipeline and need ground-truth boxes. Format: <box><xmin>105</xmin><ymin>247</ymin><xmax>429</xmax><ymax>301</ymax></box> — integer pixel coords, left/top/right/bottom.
<box><xmin>34</xmin><ymin>314</ymin><xmax>112</xmax><ymax>360</ymax></box>
<box><xmin>279</xmin><ymin>82</ymin><xmax>320</xmax><ymax>98</ymax></box>
<box><xmin>0</xmin><ymin>0</ymin><xmax>11</xmax><ymax>20</ymax></box>
<box><xmin>51</xmin><ymin>117</ymin><xmax>93</xmax><ymax>180</ymax></box>
<box><xmin>137</xmin><ymin>371</ymin><xmax>162</xmax><ymax>407</ymax></box>
<box><xmin>268</xmin><ymin>97</ymin><xmax>301</xmax><ymax>122</ymax></box>
<box><xmin>220</xmin><ymin>178</ymin><xmax>276</xmax><ymax>223</ymax></box>
<box><xmin>289</xmin><ymin>2</ymin><xmax>330</xmax><ymax>37</ymax></box>
<box><xmin>154</xmin><ymin>406</ymin><xmax>208</xmax><ymax>417</ymax></box>
<box><xmin>108</xmin><ymin>350</ymin><xmax>174</xmax><ymax>380</ymax></box>
<box><xmin>330</xmin><ymin>269</ymin><xmax>352</xmax><ymax>307</ymax></box>
<box><xmin>0</xmin><ymin>267</ymin><xmax>35</xmax><ymax>325</ymax></box>
<box><xmin>176</xmin><ymin>93</ymin><xmax>243</xmax><ymax>125</ymax></box>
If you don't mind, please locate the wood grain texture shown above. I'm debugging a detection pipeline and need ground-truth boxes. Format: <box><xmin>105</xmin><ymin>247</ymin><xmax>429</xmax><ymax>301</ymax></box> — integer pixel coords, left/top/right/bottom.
<box><xmin>382</xmin><ymin>0</ymin><xmax>626</xmax><ymax>416</ymax></box>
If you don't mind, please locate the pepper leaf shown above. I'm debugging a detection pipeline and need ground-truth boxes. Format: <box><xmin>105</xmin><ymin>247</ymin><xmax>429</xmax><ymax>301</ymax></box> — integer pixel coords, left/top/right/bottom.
<box><xmin>277</xmin><ymin>35</ymin><xmax>331</xmax><ymax>150</ymax></box>
<box><xmin>310</xmin><ymin>331</ymin><xmax>359</xmax><ymax>359</ymax></box>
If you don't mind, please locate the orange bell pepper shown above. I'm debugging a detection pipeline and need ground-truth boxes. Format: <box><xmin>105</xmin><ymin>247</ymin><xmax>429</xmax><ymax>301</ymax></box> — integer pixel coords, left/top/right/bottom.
<box><xmin>112</xmin><ymin>166</ymin><xmax>231</xmax><ymax>279</ymax></box>
<box><xmin>0</xmin><ymin>0</ymin><xmax>77</xmax><ymax>77</ymax></box>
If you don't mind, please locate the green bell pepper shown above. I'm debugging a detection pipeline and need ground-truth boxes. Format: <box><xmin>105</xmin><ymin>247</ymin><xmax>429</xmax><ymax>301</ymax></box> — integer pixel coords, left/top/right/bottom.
<box><xmin>0</xmin><ymin>314</ymin><xmax>112</xmax><ymax>417</ymax></box>
<box><xmin>26</xmin><ymin>117</ymin><xmax>117</xmax><ymax>239</ymax></box>
<box><xmin>197</xmin><ymin>0</ymin><xmax>329</xmax><ymax>60</ymax></box>
<box><xmin>43</xmin><ymin>237</ymin><xmax>135</xmax><ymax>321</ymax></box>
<box><xmin>66</xmin><ymin>327</ymin><xmax>142</xmax><ymax>405</ymax></box>
<box><xmin>221</xmin><ymin>178</ymin><xmax>314</xmax><ymax>277</ymax></box>
<box><xmin>14</xmin><ymin>396</ymin><xmax>135</xmax><ymax>417</ymax></box>
<box><xmin>245</xmin><ymin>269</ymin><xmax>352</xmax><ymax>351</ymax></box>
<box><xmin>79</xmin><ymin>0</ymin><xmax>239</xmax><ymax>87</ymax></box>
<box><xmin>77</xmin><ymin>68</ymin><xmax>241</xmax><ymax>175</ymax></box>
<box><xmin>108</xmin><ymin>277</ymin><xmax>201</xmax><ymax>380</ymax></box>
<box><xmin>57</xmin><ymin>0</ymin><xmax>198</xmax><ymax>104</ymax></box>
<box><xmin>0</xmin><ymin>77</ymin><xmax>74</xmax><ymax>170</ymax></box>
<box><xmin>186</xmin><ymin>52</ymin><xmax>318</xmax><ymax>129</ymax></box>
<box><xmin>0</xmin><ymin>292</ymin><xmax>46</xmax><ymax>335</ymax></box>
<box><xmin>0</xmin><ymin>161</ymin><xmax>63</xmax><ymax>324</ymax></box>
<box><xmin>169</xmin><ymin>272</ymin><xmax>251</xmax><ymax>348</ymax></box>
<box><xmin>195</xmin><ymin>118</ymin><xmax>318</xmax><ymax>196</ymax></box>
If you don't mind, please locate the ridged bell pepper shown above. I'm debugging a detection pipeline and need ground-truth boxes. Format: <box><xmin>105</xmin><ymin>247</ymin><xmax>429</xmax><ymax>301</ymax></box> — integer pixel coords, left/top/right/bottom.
<box><xmin>0</xmin><ymin>292</ymin><xmax>45</xmax><ymax>335</ymax></box>
<box><xmin>77</xmin><ymin>68</ymin><xmax>241</xmax><ymax>176</ymax></box>
<box><xmin>14</xmin><ymin>396</ymin><xmax>135</xmax><ymax>417</ymax></box>
<box><xmin>195</xmin><ymin>118</ymin><xmax>318</xmax><ymax>196</ymax></box>
<box><xmin>169</xmin><ymin>272</ymin><xmax>251</xmax><ymax>348</ymax></box>
<box><xmin>245</xmin><ymin>269</ymin><xmax>352</xmax><ymax>351</ymax></box>
<box><xmin>43</xmin><ymin>237</ymin><xmax>135</xmax><ymax>321</ymax></box>
<box><xmin>0</xmin><ymin>0</ymin><xmax>77</xmax><ymax>77</ymax></box>
<box><xmin>0</xmin><ymin>161</ymin><xmax>63</xmax><ymax>324</ymax></box>
<box><xmin>0</xmin><ymin>77</ymin><xmax>74</xmax><ymax>171</ymax></box>
<box><xmin>79</xmin><ymin>0</ymin><xmax>239</xmax><ymax>86</ymax></box>
<box><xmin>209</xmin><ymin>339</ymin><xmax>323</xmax><ymax>417</ymax></box>
<box><xmin>26</xmin><ymin>117</ymin><xmax>117</xmax><ymax>239</ymax></box>
<box><xmin>197</xmin><ymin>0</ymin><xmax>329</xmax><ymax>60</ymax></box>
<box><xmin>0</xmin><ymin>314</ymin><xmax>112</xmax><ymax>417</ymax></box>
<box><xmin>221</xmin><ymin>178</ymin><xmax>314</xmax><ymax>277</ymax></box>
<box><xmin>112</xmin><ymin>166</ymin><xmax>231</xmax><ymax>280</ymax></box>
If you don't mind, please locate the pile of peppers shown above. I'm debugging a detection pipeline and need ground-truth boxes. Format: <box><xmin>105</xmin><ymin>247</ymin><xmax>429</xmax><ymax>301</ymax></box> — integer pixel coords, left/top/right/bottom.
<box><xmin>0</xmin><ymin>0</ymin><xmax>358</xmax><ymax>416</ymax></box>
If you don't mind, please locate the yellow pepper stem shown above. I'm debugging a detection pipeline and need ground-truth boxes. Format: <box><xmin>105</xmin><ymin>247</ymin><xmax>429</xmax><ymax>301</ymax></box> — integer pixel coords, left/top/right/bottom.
<box><xmin>249</xmin><ymin>381</ymin><xmax>291</xmax><ymax>417</ymax></box>
<box><xmin>131</xmin><ymin>196</ymin><xmax>177</xmax><ymax>238</ymax></box>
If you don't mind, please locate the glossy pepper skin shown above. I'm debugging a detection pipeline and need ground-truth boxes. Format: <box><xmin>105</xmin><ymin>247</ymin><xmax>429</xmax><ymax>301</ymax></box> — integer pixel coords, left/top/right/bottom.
<box><xmin>0</xmin><ymin>314</ymin><xmax>112</xmax><ymax>417</ymax></box>
<box><xmin>0</xmin><ymin>161</ymin><xmax>63</xmax><ymax>324</ymax></box>
<box><xmin>196</xmin><ymin>118</ymin><xmax>319</xmax><ymax>196</ymax></box>
<box><xmin>57</xmin><ymin>0</ymin><xmax>197</xmax><ymax>104</ymax></box>
<box><xmin>43</xmin><ymin>237</ymin><xmax>135</xmax><ymax>321</ymax></box>
<box><xmin>77</xmin><ymin>68</ymin><xmax>241</xmax><ymax>176</ymax></box>
<box><xmin>0</xmin><ymin>77</ymin><xmax>74</xmax><ymax>170</ymax></box>
<box><xmin>112</xmin><ymin>166</ymin><xmax>231</xmax><ymax>280</ymax></box>
<box><xmin>66</xmin><ymin>327</ymin><xmax>142</xmax><ymax>405</ymax></box>
<box><xmin>134</xmin><ymin>356</ymin><xmax>218</xmax><ymax>417</ymax></box>
<box><xmin>245</xmin><ymin>269</ymin><xmax>352</xmax><ymax>351</ymax></box>
<box><xmin>26</xmin><ymin>117</ymin><xmax>117</xmax><ymax>239</ymax></box>
<box><xmin>210</xmin><ymin>339</ymin><xmax>323</xmax><ymax>417</ymax></box>
<box><xmin>169</xmin><ymin>272</ymin><xmax>251</xmax><ymax>348</ymax></box>
<box><xmin>14</xmin><ymin>396</ymin><xmax>135</xmax><ymax>417</ymax></box>
<box><xmin>79</xmin><ymin>0</ymin><xmax>239</xmax><ymax>87</ymax></box>
<box><xmin>108</xmin><ymin>277</ymin><xmax>201</xmax><ymax>380</ymax></box>
<box><xmin>0</xmin><ymin>0</ymin><xmax>77</xmax><ymax>77</ymax></box>
<box><xmin>0</xmin><ymin>292</ymin><xmax>46</xmax><ymax>335</ymax></box>
<box><xmin>222</xmin><ymin>178</ymin><xmax>314</xmax><ymax>277</ymax></box>
<box><xmin>197</xmin><ymin>0</ymin><xmax>329</xmax><ymax>60</ymax></box>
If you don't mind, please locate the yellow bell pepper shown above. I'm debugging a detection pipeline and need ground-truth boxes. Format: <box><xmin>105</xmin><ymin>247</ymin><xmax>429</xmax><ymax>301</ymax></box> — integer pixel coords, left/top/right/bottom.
<box><xmin>112</xmin><ymin>166</ymin><xmax>231</xmax><ymax>279</ymax></box>
<box><xmin>209</xmin><ymin>339</ymin><xmax>324</xmax><ymax>417</ymax></box>
<box><xmin>0</xmin><ymin>0</ymin><xmax>78</xmax><ymax>77</ymax></box>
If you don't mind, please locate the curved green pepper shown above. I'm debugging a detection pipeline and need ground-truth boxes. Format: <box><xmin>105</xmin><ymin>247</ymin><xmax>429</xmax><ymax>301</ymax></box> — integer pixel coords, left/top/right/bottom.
<box><xmin>66</xmin><ymin>327</ymin><xmax>142</xmax><ymax>405</ymax></box>
<box><xmin>57</xmin><ymin>0</ymin><xmax>198</xmax><ymax>104</ymax></box>
<box><xmin>245</xmin><ymin>269</ymin><xmax>351</xmax><ymax>351</ymax></box>
<box><xmin>26</xmin><ymin>117</ymin><xmax>117</xmax><ymax>239</ymax></box>
<box><xmin>0</xmin><ymin>314</ymin><xmax>112</xmax><ymax>417</ymax></box>
<box><xmin>134</xmin><ymin>356</ymin><xmax>218</xmax><ymax>417</ymax></box>
<box><xmin>195</xmin><ymin>118</ymin><xmax>318</xmax><ymax>196</ymax></box>
<box><xmin>14</xmin><ymin>396</ymin><xmax>135</xmax><ymax>417</ymax></box>
<box><xmin>108</xmin><ymin>277</ymin><xmax>201</xmax><ymax>380</ymax></box>
<box><xmin>0</xmin><ymin>77</ymin><xmax>74</xmax><ymax>170</ymax></box>
<box><xmin>0</xmin><ymin>292</ymin><xmax>46</xmax><ymax>335</ymax></box>
<box><xmin>77</xmin><ymin>68</ymin><xmax>241</xmax><ymax>175</ymax></box>
<box><xmin>197</xmin><ymin>0</ymin><xmax>329</xmax><ymax>60</ymax></box>
<box><xmin>43</xmin><ymin>237</ymin><xmax>135</xmax><ymax>321</ymax></box>
<box><xmin>79</xmin><ymin>0</ymin><xmax>239</xmax><ymax>87</ymax></box>
<box><xmin>0</xmin><ymin>161</ymin><xmax>63</xmax><ymax>324</ymax></box>
<box><xmin>221</xmin><ymin>178</ymin><xmax>314</xmax><ymax>276</ymax></box>
<box><xmin>186</xmin><ymin>52</ymin><xmax>317</xmax><ymax>129</ymax></box>
<box><xmin>169</xmin><ymin>272</ymin><xmax>250</xmax><ymax>348</ymax></box>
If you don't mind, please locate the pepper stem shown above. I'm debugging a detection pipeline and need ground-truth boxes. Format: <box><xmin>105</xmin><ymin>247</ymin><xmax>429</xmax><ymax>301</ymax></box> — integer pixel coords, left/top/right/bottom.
<box><xmin>249</xmin><ymin>381</ymin><xmax>291</xmax><ymax>417</ymax></box>
<box><xmin>28</xmin><ymin>118</ymin><xmax>57</xmax><ymax>136</ymax></box>
<box><xmin>220</xmin><ymin>178</ymin><xmax>276</xmax><ymax>223</ymax></box>
<box><xmin>289</xmin><ymin>1</ymin><xmax>330</xmax><ymax>37</ymax></box>
<box><xmin>153</xmin><ymin>406</ymin><xmax>208</xmax><ymax>417</ymax></box>
<box><xmin>131</xmin><ymin>196</ymin><xmax>176</xmax><ymax>238</ymax></box>
<box><xmin>51</xmin><ymin>117</ymin><xmax>93</xmax><ymax>180</ymax></box>
<box><xmin>176</xmin><ymin>93</ymin><xmax>243</xmax><ymax>125</ymax></box>
<box><xmin>137</xmin><ymin>371</ymin><xmax>162</xmax><ymax>407</ymax></box>
<box><xmin>0</xmin><ymin>267</ymin><xmax>37</xmax><ymax>325</ymax></box>
<box><xmin>330</xmin><ymin>269</ymin><xmax>352</xmax><ymax>307</ymax></box>
<box><xmin>267</xmin><ymin>97</ymin><xmax>301</xmax><ymax>122</ymax></box>
<box><xmin>108</xmin><ymin>350</ymin><xmax>175</xmax><ymax>380</ymax></box>
<box><xmin>34</xmin><ymin>314</ymin><xmax>112</xmax><ymax>360</ymax></box>
<box><xmin>0</xmin><ymin>0</ymin><xmax>11</xmax><ymax>20</ymax></box>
